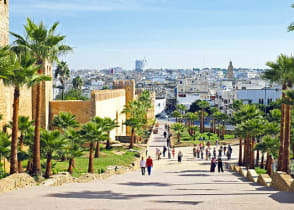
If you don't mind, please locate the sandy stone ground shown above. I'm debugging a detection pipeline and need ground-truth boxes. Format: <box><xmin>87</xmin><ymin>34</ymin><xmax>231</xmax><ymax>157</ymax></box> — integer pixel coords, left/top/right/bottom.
<box><xmin>0</xmin><ymin>123</ymin><xmax>294</xmax><ymax>210</ymax></box>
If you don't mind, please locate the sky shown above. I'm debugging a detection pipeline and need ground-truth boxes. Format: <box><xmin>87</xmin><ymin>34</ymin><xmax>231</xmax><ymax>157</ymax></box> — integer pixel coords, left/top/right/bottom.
<box><xmin>8</xmin><ymin>0</ymin><xmax>294</xmax><ymax>70</ymax></box>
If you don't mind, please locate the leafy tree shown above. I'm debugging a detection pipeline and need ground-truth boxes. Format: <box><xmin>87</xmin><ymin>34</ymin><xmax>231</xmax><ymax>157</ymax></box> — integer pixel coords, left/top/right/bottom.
<box><xmin>172</xmin><ymin>111</ymin><xmax>181</xmax><ymax>123</ymax></box>
<box><xmin>102</xmin><ymin>118</ymin><xmax>119</xmax><ymax>150</ymax></box>
<box><xmin>171</xmin><ymin>123</ymin><xmax>185</xmax><ymax>143</ymax></box>
<box><xmin>40</xmin><ymin>129</ymin><xmax>63</xmax><ymax>178</ymax></box>
<box><xmin>54</xmin><ymin>61</ymin><xmax>70</xmax><ymax>100</ymax></box>
<box><xmin>0</xmin><ymin>132</ymin><xmax>10</xmax><ymax>173</ymax></box>
<box><xmin>52</xmin><ymin>112</ymin><xmax>80</xmax><ymax>131</ymax></box>
<box><xmin>0</xmin><ymin>47</ymin><xmax>49</xmax><ymax>174</ymax></box>
<box><xmin>72</xmin><ymin>76</ymin><xmax>83</xmax><ymax>90</ymax></box>
<box><xmin>190</xmin><ymin>126</ymin><xmax>199</xmax><ymax>141</ymax></box>
<box><xmin>263</xmin><ymin>54</ymin><xmax>294</xmax><ymax>173</ymax></box>
<box><xmin>198</xmin><ymin>100</ymin><xmax>210</xmax><ymax>133</ymax></box>
<box><xmin>63</xmin><ymin>129</ymin><xmax>83</xmax><ymax>174</ymax></box>
<box><xmin>11</xmin><ymin>18</ymin><xmax>72</xmax><ymax>176</ymax></box>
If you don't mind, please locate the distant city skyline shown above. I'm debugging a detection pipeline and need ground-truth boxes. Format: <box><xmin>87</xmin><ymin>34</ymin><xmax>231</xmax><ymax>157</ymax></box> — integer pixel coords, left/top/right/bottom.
<box><xmin>9</xmin><ymin>0</ymin><xmax>294</xmax><ymax>70</ymax></box>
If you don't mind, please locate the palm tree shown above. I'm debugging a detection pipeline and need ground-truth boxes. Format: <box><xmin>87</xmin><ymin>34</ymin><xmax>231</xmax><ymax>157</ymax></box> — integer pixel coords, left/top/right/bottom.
<box><xmin>63</xmin><ymin>129</ymin><xmax>83</xmax><ymax>174</ymax></box>
<box><xmin>209</xmin><ymin>107</ymin><xmax>219</xmax><ymax>133</ymax></box>
<box><xmin>11</xmin><ymin>18</ymin><xmax>72</xmax><ymax>176</ymax></box>
<box><xmin>91</xmin><ymin>116</ymin><xmax>108</xmax><ymax>158</ymax></box>
<box><xmin>254</xmin><ymin>142</ymin><xmax>267</xmax><ymax>169</ymax></box>
<box><xmin>102</xmin><ymin>118</ymin><xmax>119</xmax><ymax>150</ymax></box>
<box><xmin>171</xmin><ymin>123</ymin><xmax>185</xmax><ymax>143</ymax></box>
<box><xmin>80</xmin><ymin>122</ymin><xmax>106</xmax><ymax>173</ymax></box>
<box><xmin>172</xmin><ymin>111</ymin><xmax>181</xmax><ymax>123</ymax></box>
<box><xmin>8</xmin><ymin>116</ymin><xmax>34</xmax><ymax>172</ymax></box>
<box><xmin>190</xmin><ymin>126</ymin><xmax>200</xmax><ymax>141</ymax></box>
<box><xmin>52</xmin><ymin>112</ymin><xmax>80</xmax><ymax>130</ymax></box>
<box><xmin>72</xmin><ymin>76</ymin><xmax>83</xmax><ymax>90</ymax></box>
<box><xmin>40</xmin><ymin>129</ymin><xmax>63</xmax><ymax>178</ymax></box>
<box><xmin>263</xmin><ymin>54</ymin><xmax>294</xmax><ymax>172</ymax></box>
<box><xmin>55</xmin><ymin>61</ymin><xmax>70</xmax><ymax>100</ymax></box>
<box><xmin>0</xmin><ymin>47</ymin><xmax>50</xmax><ymax>174</ymax></box>
<box><xmin>198</xmin><ymin>101</ymin><xmax>210</xmax><ymax>133</ymax></box>
<box><xmin>0</xmin><ymin>132</ymin><xmax>10</xmax><ymax>172</ymax></box>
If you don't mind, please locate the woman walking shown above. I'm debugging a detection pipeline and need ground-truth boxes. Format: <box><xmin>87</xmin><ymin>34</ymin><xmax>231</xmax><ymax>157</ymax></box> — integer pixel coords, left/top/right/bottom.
<box><xmin>146</xmin><ymin>156</ymin><xmax>153</xmax><ymax>176</ymax></box>
<box><xmin>140</xmin><ymin>157</ymin><xmax>146</xmax><ymax>176</ymax></box>
<box><xmin>172</xmin><ymin>147</ymin><xmax>175</xmax><ymax>158</ymax></box>
<box><xmin>210</xmin><ymin>157</ymin><xmax>216</xmax><ymax>172</ymax></box>
<box><xmin>178</xmin><ymin>151</ymin><xmax>183</xmax><ymax>163</ymax></box>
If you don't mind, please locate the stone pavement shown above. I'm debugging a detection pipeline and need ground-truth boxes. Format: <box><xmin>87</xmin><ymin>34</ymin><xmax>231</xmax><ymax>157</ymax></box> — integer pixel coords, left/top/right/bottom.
<box><xmin>0</xmin><ymin>123</ymin><xmax>294</xmax><ymax>210</ymax></box>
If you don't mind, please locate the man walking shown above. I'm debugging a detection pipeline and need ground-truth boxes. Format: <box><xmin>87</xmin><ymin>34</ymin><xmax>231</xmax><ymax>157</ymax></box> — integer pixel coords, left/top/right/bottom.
<box><xmin>140</xmin><ymin>157</ymin><xmax>146</xmax><ymax>176</ymax></box>
<box><xmin>146</xmin><ymin>156</ymin><xmax>153</xmax><ymax>176</ymax></box>
<box><xmin>217</xmin><ymin>157</ymin><xmax>224</xmax><ymax>173</ymax></box>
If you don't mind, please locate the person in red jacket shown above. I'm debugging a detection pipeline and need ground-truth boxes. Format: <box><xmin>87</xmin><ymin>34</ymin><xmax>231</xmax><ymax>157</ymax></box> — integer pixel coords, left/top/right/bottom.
<box><xmin>146</xmin><ymin>156</ymin><xmax>153</xmax><ymax>176</ymax></box>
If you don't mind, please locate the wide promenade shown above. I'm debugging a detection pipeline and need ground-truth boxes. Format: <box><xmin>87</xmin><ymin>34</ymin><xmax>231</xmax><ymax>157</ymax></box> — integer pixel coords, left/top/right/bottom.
<box><xmin>0</xmin><ymin>123</ymin><xmax>293</xmax><ymax>210</ymax></box>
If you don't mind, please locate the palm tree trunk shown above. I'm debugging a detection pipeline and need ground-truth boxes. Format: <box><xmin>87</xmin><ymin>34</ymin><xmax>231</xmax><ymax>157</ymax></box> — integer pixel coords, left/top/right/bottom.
<box><xmin>250</xmin><ymin>137</ymin><xmax>255</xmax><ymax>169</ymax></box>
<box><xmin>260</xmin><ymin>153</ymin><xmax>264</xmax><ymax>169</ymax></box>
<box><xmin>62</xmin><ymin>88</ymin><xmax>64</xmax><ymax>100</ymax></box>
<box><xmin>26</xmin><ymin>159</ymin><xmax>33</xmax><ymax>173</ymax></box>
<box><xmin>68</xmin><ymin>158</ymin><xmax>73</xmax><ymax>174</ymax></box>
<box><xmin>243</xmin><ymin>134</ymin><xmax>248</xmax><ymax>166</ymax></box>
<box><xmin>201</xmin><ymin>109</ymin><xmax>204</xmax><ymax>133</ymax></box>
<box><xmin>10</xmin><ymin>87</ymin><xmax>20</xmax><ymax>174</ymax></box>
<box><xmin>45</xmin><ymin>153</ymin><xmax>52</xmax><ymax>178</ymax></box>
<box><xmin>217</xmin><ymin>120</ymin><xmax>220</xmax><ymax>137</ymax></box>
<box><xmin>283</xmin><ymin>103</ymin><xmax>291</xmax><ymax>173</ymax></box>
<box><xmin>72</xmin><ymin>158</ymin><xmax>75</xmax><ymax>168</ymax></box>
<box><xmin>238</xmin><ymin>137</ymin><xmax>243</xmax><ymax>166</ymax></box>
<box><xmin>267</xmin><ymin>155</ymin><xmax>273</xmax><ymax>176</ymax></box>
<box><xmin>277</xmin><ymin>85</ymin><xmax>286</xmax><ymax>171</ymax></box>
<box><xmin>18</xmin><ymin>133</ymin><xmax>24</xmax><ymax>173</ymax></box>
<box><xmin>256</xmin><ymin>149</ymin><xmax>259</xmax><ymax>168</ymax></box>
<box><xmin>221</xmin><ymin>121</ymin><xmax>225</xmax><ymax>140</ymax></box>
<box><xmin>265</xmin><ymin>154</ymin><xmax>269</xmax><ymax>171</ymax></box>
<box><xmin>130</xmin><ymin>128</ymin><xmax>135</xmax><ymax>148</ymax></box>
<box><xmin>177</xmin><ymin>133</ymin><xmax>181</xmax><ymax>143</ymax></box>
<box><xmin>95</xmin><ymin>141</ymin><xmax>100</xmax><ymax>158</ymax></box>
<box><xmin>106</xmin><ymin>132</ymin><xmax>111</xmax><ymax>150</ymax></box>
<box><xmin>33</xmin><ymin>80</ymin><xmax>42</xmax><ymax>176</ymax></box>
<box><xmin>88</xmin><ymin>142</ymin><xmax>94</xmax><ymax>173</ymax></box>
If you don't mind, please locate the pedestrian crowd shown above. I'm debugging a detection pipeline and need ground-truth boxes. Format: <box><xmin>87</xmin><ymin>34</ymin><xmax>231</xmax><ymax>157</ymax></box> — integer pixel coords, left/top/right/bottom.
<box><xmin>140</xmin><ymin>123</ymin><xmax>233</xmax><ymax>176</ymax></box>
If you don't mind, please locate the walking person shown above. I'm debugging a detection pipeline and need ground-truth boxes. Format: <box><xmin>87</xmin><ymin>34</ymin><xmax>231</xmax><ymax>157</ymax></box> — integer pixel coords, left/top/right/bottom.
<box><xmin>217</xmin><ymin>157</ymin><xmax>224</xmax><ymax>173</ymax></box>
<box><xmin>210</xmin><ymin>157</ymin><xmax>216</xmax><ymax>172</ymax></box>
<box><xmin>146</xmin><ymin>156</ymin><xmax>153</xmax><ymax>176</ymax></box>
<box><xmin>164</xmin><ymin>131</ymin><xmax>167</xmax><ymax>139</ymax></box>
<box><xmin>172</xmin><ymin>147</ymin><xmax>175</xmax><ymax>158</ymax></box>
<box><xmin>213</xmin><ymin>147</ymin><xmax>216</xmax><ymax>158</ymax></box>
<box><xmin>140</xmin><ymin>157</ymin><xmax>146</xmax><ymax>176</ymax></box>
<box><xmin>218</xmin><ymin>147</ymin><xmax>222</xmax><ymax>157</ymax></box>
<box><xmin>223</xmin><ymin>145</ymin><xmax>227</xmax><ymax>154</ymax></box>
<box><xmin>163</xmin><ymin>146</ymin><xmax>167</xmax><ymax>157</ymax></box>
<box><xmin>168</xmin><ymin>147</ymin><xmax>171</xmax><ymax>159</ymax></box>
<box><xmin>200</xmin><ymin>149</ymin><xmax>204</xmax><ymax>160</ymax></box>
<box><xmin>193</xmin><ymin>145</ymin><xmax>197</xmax><ymax>159</ymax></box>
<box><xmin>178</xmin><ymin>151</ymin><xmax>183</xmax><ymax>163</ymax></box>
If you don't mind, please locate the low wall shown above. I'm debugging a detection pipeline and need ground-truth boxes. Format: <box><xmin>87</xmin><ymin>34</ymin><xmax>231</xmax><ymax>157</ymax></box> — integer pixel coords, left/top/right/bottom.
<box><xmin>0</xmin><ymin>173</ymin><xmax>36</xmax><ymax>193</ymax></box>
<box><xmin>271</xmin><ymin>171</ymin><xmax>293</xmax><ymax>192</ymax></box>
<box><xmin>49</xmin><ymin>100</ymin><xmax>93</xmax><ymax>127</ymax></box>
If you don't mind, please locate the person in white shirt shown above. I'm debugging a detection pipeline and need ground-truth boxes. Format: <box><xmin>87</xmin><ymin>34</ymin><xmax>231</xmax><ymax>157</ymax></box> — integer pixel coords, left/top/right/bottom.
<box><xmin>140</xmin><ymin>157</ymin><xmax>146</xmax><ymax>176</ymax></box>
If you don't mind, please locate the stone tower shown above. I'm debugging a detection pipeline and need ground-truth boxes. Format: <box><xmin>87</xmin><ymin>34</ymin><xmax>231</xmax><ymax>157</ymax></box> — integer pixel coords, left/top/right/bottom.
<box><xmin>227</xmin><ymin>61</ymin><xmax>234</xmax><ymax>80</ymax></box>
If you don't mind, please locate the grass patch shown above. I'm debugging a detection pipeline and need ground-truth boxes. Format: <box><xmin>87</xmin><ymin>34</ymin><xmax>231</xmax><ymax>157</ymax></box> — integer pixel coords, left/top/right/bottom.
<box><xmin>55</xmin><ymin>149</ymin><xmax>138</xmax><ymax>178</ymax></box>
<box><xmin>255</xmin><ymin>167</ymin><xmax>267</xmax><ymax>175</ymax></box>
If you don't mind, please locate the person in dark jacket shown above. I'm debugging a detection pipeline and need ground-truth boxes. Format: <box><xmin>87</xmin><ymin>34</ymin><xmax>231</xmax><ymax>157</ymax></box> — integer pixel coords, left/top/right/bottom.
<box><xmin>217</xmin><ymin>157</ymin><xmax>224</xmax><ymax>173</ymax></box>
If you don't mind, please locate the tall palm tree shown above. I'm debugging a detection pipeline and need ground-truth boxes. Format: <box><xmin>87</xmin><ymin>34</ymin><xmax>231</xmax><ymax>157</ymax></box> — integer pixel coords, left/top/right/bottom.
<box><xmin>8</xmin><ymin>116</ymin><xmax>34</xmax><ymax>172</ymax></box>
<box><xmin>171</xmin><ymin>123</ymin><xmax>185</xmax><ymax>143</ymax></box>
<box><xmin>172</xmin><ymin>111</ymin><xmax>181</xmax><ymax>123</ymax></box>
<box><xmin>0</xmin><ymin>131</ymin><xmax>10</xmax><ymax>172</ymax></box>
<box><xmin>0</xmin><ymin>47</ymin><xmax>50</xmax><ymax>174</ymax></box>
<box><xmin>55</xmin><ymin>61</ymin><xmax>70</xmax><ymax>100</ymax></box>
<box><xmin>40</xmin><ymin>129</ymin><xmax>63</xmax><ymax>178</ymax></box>
<box><xmin>72</xmin><ymin>76</ymin><xmax>83</xmax><ymax>90</ymax></box>
<box><xmin>263</xmin><ymin>54</ymin><xmax>294</xmax><ymax>172</ymax></box>
<box><xmin>231</xmin><ymin>100</ymin><xmax>243</xmax><ymax>166</ymax></box>
<box><xmin>197</xmin><ymin>101</ymin><xmax>210</xmax><ymax>133</ymax></box>
<box><xmin>209</xmin><ymin>107</ymin><xmax>219</xmax><ymax>133</ymax></box>
<box><xmin>11</xmin><ymin>18</ymin><xmax>72</xmax><ymax>176</ymax></box>
<box><xmin>91</xmin><ymin>116</ymin><xmax>107</xmax><ymax>158</ymax></box>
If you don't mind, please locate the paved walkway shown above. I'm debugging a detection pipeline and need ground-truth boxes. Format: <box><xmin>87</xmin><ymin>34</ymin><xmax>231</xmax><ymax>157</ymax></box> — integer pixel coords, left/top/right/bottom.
<box><xmin>0</xmin><ymin>123</ymin><xmax>294</xmax><ymax>210</ymax></box>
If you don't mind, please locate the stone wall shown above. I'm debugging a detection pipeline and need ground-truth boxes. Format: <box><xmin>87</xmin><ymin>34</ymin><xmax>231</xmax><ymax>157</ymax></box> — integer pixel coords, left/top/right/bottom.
<box><xmin>49</xmin><ymin>100</ymin><xmax>93</xmax><ymax>127</ymax></box>
<box><xmin>0</xmin><ymin>173</ymin><xmax>36</xmax><ymax>193</ymax></box>
<box><xmin>92</xmin><ymin>89</ymin><xmax>126</xmax><ymax>140</ymax></box>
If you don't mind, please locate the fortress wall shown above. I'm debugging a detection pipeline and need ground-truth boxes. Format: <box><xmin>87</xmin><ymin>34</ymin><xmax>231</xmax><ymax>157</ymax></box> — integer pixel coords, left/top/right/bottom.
<box><xmin>92</xmin><ymin>89</ymin><xmax>126</xmax><ymax>140</ymax></box>
<box><xmin>49</xmin><ymin>100</ymin><xmax>93</xmax><ymax>127</ymax></box>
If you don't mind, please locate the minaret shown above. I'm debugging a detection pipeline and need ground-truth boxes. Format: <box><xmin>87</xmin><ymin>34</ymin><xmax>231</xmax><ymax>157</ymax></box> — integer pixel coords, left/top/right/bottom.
<box><xmin>227</xmin><ymin>61</ymin><xmax>234</xmax><ymax>80</ymax></box>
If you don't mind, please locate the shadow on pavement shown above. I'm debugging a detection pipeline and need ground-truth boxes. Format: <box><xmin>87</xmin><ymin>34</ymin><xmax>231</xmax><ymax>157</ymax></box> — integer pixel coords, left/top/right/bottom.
<box><xmin>118</xmin><ymin>182</ymin><xmax>171</xmax><ymax>187</ymax></box>
<box><xmin>270</xmin><ymin>191</ymin><xmax>294</xmax><ymax>204</ymax></box>
<box><xmin>153</xmin><ymin>200</ymin><xmax>203</xmax><ymax>206</ymax></box>
<box><xmin>179</xmin><ymin>173</ymin><xmax>210</xmax><ymax>177</ymax></box>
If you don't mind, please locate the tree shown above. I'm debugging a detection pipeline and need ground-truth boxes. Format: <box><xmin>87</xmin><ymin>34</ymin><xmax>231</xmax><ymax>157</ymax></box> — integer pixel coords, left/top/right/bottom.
<box><xmin>52</xmin><ymin>112</ymin><xmax>80</xmax><ymax>131</ymax></box>
<box><xmin>8</xmin><ymin>116</ymin><xmax>34</xmax><ymax>172</ymax></box>
<box><xmin>91</xmin><ymin>116</ymin><xmax>107</xmax><ymax>158</ymax></box>
<box><xmin>254</xmin><ymin>142</ymin><xmax>267</xmax><ymax>169</ymax></box>
<box><xmin>63</xmin><ymin>129</ymin><xmax>83</xmax><ymax>174</ymax></box>
<box><xmin>72</xmin><ymin>76</ymin><xmax>83</xmax><ymax>90</ymax></box>
<box><xmin>190</xmin><ymin>126</ymin><xmax>199</xmax><ymax>141</ymax></box>
<box><xmin>80</xmin><ymin>122</ymin><xmax>106</xmax><ymax>173</ymax></box>
<box><xmin>11</xmin><ymin>18</ymin><xmax>72</xmax><ymax>176</ymax></box>
<box><xmin>198</xmin><ymin>101</ymin><xmax>210</xmax><ymax>133</ymax></box>
<box><xmin>102</xmin><ymin>118</ymin><xmax>119</xmax><ymax>150</ymax></box>
<box><xmin>209</xmin><ymin>107</ymin><xmax>219</xmax><ymax>133</ymax></box>
<box><xmin>231</xmin><ymin>100</ymin><xmax>243</xmax><ymax>166</ymax></box>
<box><xmin>171</xmin><ymin>123</ymin><xmax>185</xmax><ymax>143</ymax></box>
<box><xmin>0</xmin><ymin>132</ymin><xmax>10</xmax><ymax>173</ymax></box>
<box><xmin>0</xmin><ymin>47</ymin><xmax>50</xmax><ymax>174</ymax></box>
<box><xmin>263</xmin><ymin>54</ymin><xmax>294</xmax><ymax>172</ymax></box>
<box><xmin>55</xmin><ymin>61</ymin><xmax>70</xmax><ymax>100</ymax></box>
<box><xmin>172</xmin><ymin>111</ymin><xmax>181</xmax><ymax>123</ymax></box>
<box><xmin>40</xmin><ymin>129</ymin><xmax>63</xmax><ymax>178</ymax></box>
